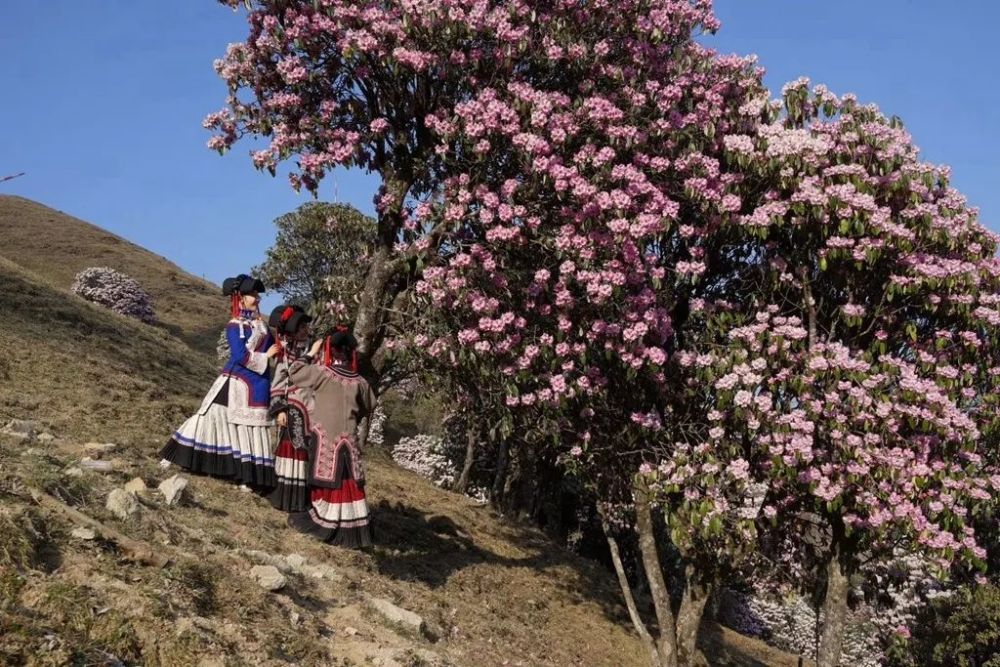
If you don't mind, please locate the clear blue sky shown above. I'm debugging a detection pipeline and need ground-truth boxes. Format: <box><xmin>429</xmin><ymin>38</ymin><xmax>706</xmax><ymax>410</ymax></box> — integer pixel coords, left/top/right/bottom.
<box><xmin>1</xmin><ymin>1</ymin><xmax>997</xmax><ymax>313</ymax></box>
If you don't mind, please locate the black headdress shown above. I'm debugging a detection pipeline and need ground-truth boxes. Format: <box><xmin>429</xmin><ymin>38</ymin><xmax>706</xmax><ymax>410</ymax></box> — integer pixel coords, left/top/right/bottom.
<box><xmin>222</xmin><ymin>274</ymin><xmax>266</xmax><ymax>296</ymax></box>
<box><xmin>268</xmin><ymin>304</ymin><xmax>312</xmax><ymax>336</ymax></box>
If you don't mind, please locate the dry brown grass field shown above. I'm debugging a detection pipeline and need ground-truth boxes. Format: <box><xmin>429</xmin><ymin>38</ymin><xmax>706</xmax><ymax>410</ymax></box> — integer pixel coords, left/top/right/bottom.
<box><xmin>0</xmin><ymin>197</ymin><xmax>803</xmax><ymax>666</ymax></box>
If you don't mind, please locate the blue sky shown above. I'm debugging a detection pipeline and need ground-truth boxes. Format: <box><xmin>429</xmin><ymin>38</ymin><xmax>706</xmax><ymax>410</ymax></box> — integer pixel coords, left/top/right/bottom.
<box><xmin>1</xmin><ymin>1</ymin><xmax>997</xmax><ymax>313</ymax></box>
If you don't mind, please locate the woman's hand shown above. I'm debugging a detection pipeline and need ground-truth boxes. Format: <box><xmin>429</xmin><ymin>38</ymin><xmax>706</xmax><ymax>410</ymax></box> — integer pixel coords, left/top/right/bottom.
<box><xmin>309</xmin><ymin>338</ymin><xmax>324</xmax><ymax>358</ymax></box>
<box><xmin>275</xmin><ymin>412</ymin><xmax>288</xmax><ymax>427</ymax></box>
<box><xmin>266</xmin><ymin>344</ymin><xmax>282</xmax><ymax>358</ymax></box>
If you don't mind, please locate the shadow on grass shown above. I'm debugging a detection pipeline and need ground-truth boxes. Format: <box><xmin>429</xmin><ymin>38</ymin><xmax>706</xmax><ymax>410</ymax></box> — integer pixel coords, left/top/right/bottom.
<box><xmin>369</xmin><ymin>499</ymin><xmax>633</xmax><ymax>626</ymax></box>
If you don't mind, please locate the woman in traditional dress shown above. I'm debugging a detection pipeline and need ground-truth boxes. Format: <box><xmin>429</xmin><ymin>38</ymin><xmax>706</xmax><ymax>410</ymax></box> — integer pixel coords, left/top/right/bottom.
<box><xmin>266</xmin><ymin>304</ymin><xmax>314</xmax><ymax>512</ymax></box>
<box><xmin>159</xmin><ymin>274</ymin><xmax>280</xmax><ymax>489</ymax></box>
<box><xmin>284</xmin><ymin>326</ymin><xmax>375</xmax><ymax>548</ymax></box>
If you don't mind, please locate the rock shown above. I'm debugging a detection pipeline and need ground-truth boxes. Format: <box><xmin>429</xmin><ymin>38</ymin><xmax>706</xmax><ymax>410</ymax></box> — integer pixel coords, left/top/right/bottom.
<box><xmin>366</xmin><ymin>596</ymin><xmax>426</xmax><ymax>634</ymax></box>
<box><xmin>158</xmin><ymin>474</ymin><xmax>189</xmax><ymax>506</ymax></box>
<box><xmin>2</xmin><ymin>419</ymin><xmax>36</xmax><ymax>440</ymax></box>
<box><xmin>249</xmin><ymin>565</ymin><xmax>286</xmax><ymax>592</ymax></box>
<box><xmin>79</xmin><ymin>458</ymin><xmax>114</xmax><ymax>472</ymax></box>
<box><xmin>83</xmin><ymin>442</ymin><xmax>118</xmax><ymax>458</ymax></box>
<box><xmin>344</xmin><ymin>626</ymin><xmax>359</xmax><ymax>637</ymax></box>
<box><xmin>242</xmin><ymin>549</ymin><xmax>288</xmax><ymax>570</ymax></box>
<box><xmin>106</xmin><ymin>489</ymin><xmax>140</xmax><ymax>521</ymax></box>
<box><xmin>284</xmin><ymin>553</ymin><xmax>307</xmax><ymax>572</ymax></box>
<box><xmin>289</xmin><ymin>611</ymin><xmax>301</xmax><ymax>626</ymax></box>
<box><xmin>36</xmin><ymin>432</ymin><xmax>56</xmax><ymax>444</ymax></box>
<box><xmin>64</xmin><ymin>467</ymin><xmax>84</xmax><ymax>477</ymax></box>
<box><xmin>123</xmin><ymin>477</ymin><xmax>147</xmax><ymax>495</ymax></box>
<box><xmin>71</xmin><ymin>527</ymin><xmax>97</xmax><ymax>540</ymax></box>
<box><xmin>301</xmin><ymin>563</ymin><xmax>343</xmax><ymax>582</ymax></box>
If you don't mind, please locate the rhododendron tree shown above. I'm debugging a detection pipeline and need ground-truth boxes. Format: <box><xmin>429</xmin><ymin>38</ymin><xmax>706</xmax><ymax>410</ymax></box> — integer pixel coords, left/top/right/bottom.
<box><xmin>403</xmin><ymin>12</ymin><xmax>772</xmax><ymax>666</ymax></box>
<box><xmin>655</xmin><ymin>80</ymin><xmax>1000</xmax><ymax>666</ymax></box>
<box><xmin>209</xmin><ymin>0</ymin><xmax>724</xmax><ymax>382</ymax></box>
<box><xmin>206</xmin><ymin>1</ymin><xmax>1000</xmax><ymax>665</ymax></box>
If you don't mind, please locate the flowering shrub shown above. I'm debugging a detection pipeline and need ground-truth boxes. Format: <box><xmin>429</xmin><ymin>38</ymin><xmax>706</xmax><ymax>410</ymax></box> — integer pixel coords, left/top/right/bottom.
<box><xmin>889</xmin><ymin>583</ymin><xmax>1000</xmax><ymax>667</ymax></box>
<box><xmin>719</xmin><ymin>553</ymin><xmax>948</xmax><ymax>666</ymax></box>
<box><xmin>392</xmin><ymin>433</ymin><xmax>489</xmax><ymax>504</ymax></box>
<box><xmin>719</xmin><ymin>587</ymin><xmax>882</xmax><ymax>667</ymax></box>
<box><xmin>71</xmin><ymin>267</ymin><xmax>156</xmax><ymax>324</ymax></box>
<box><xmin>366</xmin><ymin>400</ymin><xmax>387</xmax><ymax>448</ymax></box>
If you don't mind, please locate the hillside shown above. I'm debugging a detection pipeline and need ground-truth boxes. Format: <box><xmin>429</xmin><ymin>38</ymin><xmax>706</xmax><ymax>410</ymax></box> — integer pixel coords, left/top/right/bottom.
<box><xmin>0</xmin><ymin>201</ymin><xmax>802</xmax><ymax>666</ymax></box>
<box><xmin>0</xmin><ymin>195</ymin><xmax>223</xmax><ymax>353</ymax></box>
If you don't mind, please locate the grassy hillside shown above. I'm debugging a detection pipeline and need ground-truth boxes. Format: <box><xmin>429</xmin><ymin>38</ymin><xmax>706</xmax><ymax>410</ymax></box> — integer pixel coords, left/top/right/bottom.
<box><xmin>0</xmin><ymin>200</ymin><xmax>802</xmax><ymax>666</ymax></box>
<box><xmin>0</xmin><ymin>256</ymin><xmax>216</xmax><ymax>445</ymax></box>
<box><xmin>0</xmin><ymin>195</ymin><xmax>224</xmax><ymax>353</ymax></box>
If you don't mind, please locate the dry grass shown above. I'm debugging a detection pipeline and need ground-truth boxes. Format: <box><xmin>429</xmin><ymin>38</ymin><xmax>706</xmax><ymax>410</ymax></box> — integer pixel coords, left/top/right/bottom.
<box><xmin>0</xmin><ymin>256</ymin><xmax>216</xmax><ymax>445</ymax></box>
<box><xmin>0</xmin><ymin>195</ymin><xmax>224</xmax><ymax>353</ymax></box>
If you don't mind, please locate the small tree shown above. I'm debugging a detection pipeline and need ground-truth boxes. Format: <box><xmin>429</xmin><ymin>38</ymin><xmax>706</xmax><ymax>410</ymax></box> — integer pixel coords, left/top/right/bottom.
<box><xmin>255</xmin><ymin>201</ymin><xmax>376</xmax><ymax>324</ymax></box>
<box><xmin>71</xmin><ymin>267</ymin><xmax>156</xmax><ymax>324</ymax></box>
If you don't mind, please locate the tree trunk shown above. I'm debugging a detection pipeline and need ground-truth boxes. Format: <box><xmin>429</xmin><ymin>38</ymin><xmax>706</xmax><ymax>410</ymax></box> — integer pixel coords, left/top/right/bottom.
<box><xmin>453</xmin><ymin>426</ymin><xmax>476</xmax><ymax>494</ymax></box>
<box><xmin>598</xmin><ymin>508</ymin><xmax>664</xmax><ymax>667</ymax></box>
<box><xmin>676</xmin><ymin>566</ymin><xmax>711</xmax><ymax>666</ymax></box>
<box><xmin>491</xmin><ymin>439</ymin><xmax>510</xmax><ymax>504</ymax></box>
<box><xmin>634</xmin><ymin>487</ymin><xmax>680</xmax><ymax>667</ymax></box>
<box><xmin>817</xmin><ymin>542</ymin><xmax>850</xmax><ymax>667</ymax></box>
<box><xmin>353</xmin><ymin>245</ymin><xmax>394</xmax><ymax>378</ymax></box>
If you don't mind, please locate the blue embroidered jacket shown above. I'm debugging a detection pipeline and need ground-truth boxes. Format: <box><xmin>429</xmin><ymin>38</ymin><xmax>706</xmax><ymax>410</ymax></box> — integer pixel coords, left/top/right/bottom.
<box><xmin>196</xmin><ymin>310</ymin><xmax>274</xmax><ymax>426</ymax></box>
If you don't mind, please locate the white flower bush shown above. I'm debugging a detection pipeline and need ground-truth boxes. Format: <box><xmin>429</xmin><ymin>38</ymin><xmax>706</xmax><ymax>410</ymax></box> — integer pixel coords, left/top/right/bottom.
<box><xmin>366</xmin><ymin>400</ymin><xmax>386</xmax><ymax>447</ymax></box>
<box><xmin>392</xmin><ymin>433</ymin><xmax>488</xmax><ymax>504</ymax></box>
<box><xmin>71</xmin><ymin>267</ymin><xmax>156</xmax><ymax>324</ymax></box>
<box><xmin>718</xmin><ymin>553</ymin><xmax>947</xmax><ymax>666</ymax></box>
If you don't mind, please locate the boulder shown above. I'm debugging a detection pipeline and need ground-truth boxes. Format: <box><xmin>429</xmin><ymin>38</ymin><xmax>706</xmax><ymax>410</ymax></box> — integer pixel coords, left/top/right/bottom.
<box><xmin>79</xmin><ymin>458</ymin><xmax>114</xmax><ymax>473</ymax></box>
<box><xmin>367</xmin><ymin>596</ymin><xmax>426</xmax><ymax>634</ymax></box>
<box><xmin>123</xmin><ymin>477</ymin><xmax>147</xmax><ymax>495</ymax></box>
<box><xmin>249</xmin><ymin>565</ymin><xmax>286</xmax><ymax>592</ymax></box>
<box><xmin>2</xmin><ymin>419</ymin><xmax>36</xmax><ymax>440</ymax></box>
<box><xmin>158</xmin><ymin>474</ymin><xmax>189</xmax><ymax>506</ymax></box>
<box><xmin>106</xmin><ymin>489</ymin><xmax>140</xmax><ymax>520</ymax></box>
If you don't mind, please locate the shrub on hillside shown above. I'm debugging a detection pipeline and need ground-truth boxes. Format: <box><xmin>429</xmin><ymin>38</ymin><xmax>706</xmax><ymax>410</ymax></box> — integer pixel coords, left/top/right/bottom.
<box><xmin>392</xmin><ymin>433</ymin><xmax>488</xmax><ymax>504</ymax></box>
<box><xmin>71</xmin><ymin>267</ymin><xmax>155</xmax><ymax>324</ymax></box>
<box><xmin>889</xmin><ymin>583</ymin><xmax>1000</xmax><ymax>667</ymax></box>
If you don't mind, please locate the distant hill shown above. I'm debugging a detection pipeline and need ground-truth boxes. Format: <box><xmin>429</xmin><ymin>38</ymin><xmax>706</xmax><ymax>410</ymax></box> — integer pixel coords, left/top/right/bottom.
<box><xmin>0</xmin><ymin>195</ymin><xmax>224</xmax><ymax>353</ymax></box>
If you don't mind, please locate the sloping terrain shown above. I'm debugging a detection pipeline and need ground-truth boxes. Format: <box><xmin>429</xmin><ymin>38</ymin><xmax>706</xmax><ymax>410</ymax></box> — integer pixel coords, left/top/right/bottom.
<box><xmin>0</xmin><ymin>200</ymin><xmax>801</xmax><ymax>666</ymax></box>
<box><xmin>0</xmin><ymin>195</ymin><xmax>223</xmax><ymax>353</ymax></box>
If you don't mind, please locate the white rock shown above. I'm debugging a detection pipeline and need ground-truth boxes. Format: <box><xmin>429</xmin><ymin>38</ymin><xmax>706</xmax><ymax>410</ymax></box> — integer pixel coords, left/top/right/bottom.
<box><xmin>250</xmin><ymin>565</ymin><xmax>286</xmax><ymax>592</ymax></box>
<box><xmin>158</xmin><ymin>474</ymin><xmax>189</xmax><ymax>506</ymax></box>
<box><xmin>344</xmin><ymin>626</ymin><xmax>359</xmax><ymax>637</ymax></box>
<box><xmin>64</xmin><ymin>467</ymin><xmax>84</xmax><ymax>477</ymax></box>
<box><xmin>367</xmin><ymin>596</ymin><xmax>426</xmax><ymax>633</ymax></box>
<box><xmin>36</xmin><ymin>433</ymin><xmax>56</xmax><ymax>444</ymax></box>
<box><xmin>284</xmin><ymin>553</ymin><xmax>307</xmax><ymax>572</ymax></box>
<box><xmin>71</xmin><ymin>527</ymin><xmax>97</xmax><ymax>540</ymax></box>
<box><xmin>106</xmin><ymin>489</ymin><xmax>140</xmax><ymax>521</ymax></box>
<box><xmin>123</xmin><ymin>477</ymin><xmax>147</xmax><ymax>495</ymax></box>
<box><xmin>301</xmin><ymin>563</ymin><xmax>343</xmax><ymax>582</ymax></box>
<box><xmin>2</xmin><ymin>419</ymin><xmax>36</xmax><ymax>440</ymax></box>
<box><xmin>80</xmin><ymin>458</ymin><xmax>114</xmax><ymax>473</ymax></box>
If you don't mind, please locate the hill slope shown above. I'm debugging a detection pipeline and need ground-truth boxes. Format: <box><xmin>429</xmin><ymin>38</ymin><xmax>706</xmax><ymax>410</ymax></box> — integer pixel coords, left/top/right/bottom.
<box><xmin>0</xmin><ymin>201</ymin><xmax>802</xmax><ymax>666</ymax></box>
<box><xmin>0</xmin><ymin>195</ymin><xmax>224</xmax><ymax>353</ymax></box>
